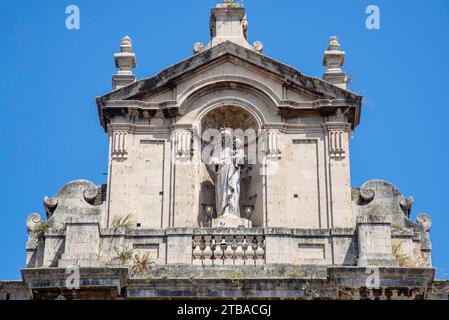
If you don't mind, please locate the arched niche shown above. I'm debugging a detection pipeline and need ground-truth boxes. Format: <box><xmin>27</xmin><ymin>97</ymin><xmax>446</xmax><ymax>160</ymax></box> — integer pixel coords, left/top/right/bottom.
<box><xmin>196</xmin><ymin>105</ymin><xmax>265</xmax><ymax>228</ymax></box>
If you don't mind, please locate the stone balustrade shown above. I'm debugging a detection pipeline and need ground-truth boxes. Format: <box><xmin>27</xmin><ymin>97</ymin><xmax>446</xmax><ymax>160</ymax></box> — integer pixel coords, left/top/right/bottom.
<box><xmin>192</xmin><ymin>235</ymin><xmax>265</xmax><ymax>266</ymax></box>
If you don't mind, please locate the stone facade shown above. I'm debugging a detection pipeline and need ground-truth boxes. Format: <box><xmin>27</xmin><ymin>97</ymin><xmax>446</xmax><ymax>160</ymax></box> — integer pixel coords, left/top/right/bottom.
<box><xmin>1</xmin><ymin>0</ymin><xmax>447</xmax><ymax>300</ymax></box>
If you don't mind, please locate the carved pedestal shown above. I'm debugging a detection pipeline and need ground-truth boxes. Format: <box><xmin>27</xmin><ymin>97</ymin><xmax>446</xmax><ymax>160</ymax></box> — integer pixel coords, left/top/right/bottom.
<box><xmin>212</xmin><ymin>213</ymin><xmax>252</xmax><ymax>228</ymax></box>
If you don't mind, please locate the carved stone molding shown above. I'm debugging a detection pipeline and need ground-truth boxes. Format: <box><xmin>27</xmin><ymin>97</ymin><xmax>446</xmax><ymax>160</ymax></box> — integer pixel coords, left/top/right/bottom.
<box><xmin>174</xmin><ymin>130</ymin><xmax>192</xmax><ymax>160</ymax></box>
<box><xmin>266</xmin><ymin>130</ymin><xmax>281</xmax><ymax>159</ymax></box>
<box><xmin>328</xmin><ymin>129</ymin><xmax>346</xmax><ymax>160</ymax></box>
<box><xmin>111</xmin><ymin>131</ymin><xmax>128</xmax><ymax>161</ymax></box>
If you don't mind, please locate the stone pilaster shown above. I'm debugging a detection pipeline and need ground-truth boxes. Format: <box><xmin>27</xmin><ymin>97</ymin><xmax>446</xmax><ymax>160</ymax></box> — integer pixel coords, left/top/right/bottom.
<box><xmin>357</xmin><ymin>215</ymin><xmax>398</xmax><ymax>267</ymax></box>
<box><xmin>323</xmin><ymin>120</ymin><xmax>353</xmax><ymax>228</ymax></box>
<box><xmin>59</xmin><ymin>216</ymin><xmax>101</xmax><ymax>268</ymax></box>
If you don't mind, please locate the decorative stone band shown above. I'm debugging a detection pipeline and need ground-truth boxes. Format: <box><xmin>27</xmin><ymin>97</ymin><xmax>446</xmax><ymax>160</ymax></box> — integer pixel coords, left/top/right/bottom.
<box><xmin>111</xmin><ymin>131</ymin><xmax>128</xmax><ymax>161</ymax></box>
<box><xmin>192</xmin><ymin>235</ymin><xmax>265</xmax><ymax>266</ymax></box>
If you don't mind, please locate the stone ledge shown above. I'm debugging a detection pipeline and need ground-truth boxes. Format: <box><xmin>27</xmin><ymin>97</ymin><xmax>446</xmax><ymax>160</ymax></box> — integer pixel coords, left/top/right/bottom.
<box><xmin>96</xmin><ymin>227</ymin><xmax>352</xmax><ymax>237</ymax></box>
<box><xmin>391</xmin><ymin>228</ymin><xmax>414</xmax><ymax>237</ymax></box>
<box><xmin>5</xmin><ymin>266</ymin><xmax>443</xmax><ymax>300</ymax></box>
<box><xmin>330</xmin><ymin>228</ymin><xmax>355</xmax><ymax>236</ymax></box>
<box><xmin>328</xmin><ymin>267</ymin><xmax>435</xmax><ymax>288</ymax></box>
<box><xmin>357</xmin><ymin>215</ymin><xmax>392</xmax><ymax>224</ymax></box>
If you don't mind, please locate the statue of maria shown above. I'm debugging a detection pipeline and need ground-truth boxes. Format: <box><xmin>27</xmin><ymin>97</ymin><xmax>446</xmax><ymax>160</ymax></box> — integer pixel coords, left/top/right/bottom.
<box><xmin>210</xmin><ymin>128</ymin><xmax>245</xmax><ymax>218</ymax></box>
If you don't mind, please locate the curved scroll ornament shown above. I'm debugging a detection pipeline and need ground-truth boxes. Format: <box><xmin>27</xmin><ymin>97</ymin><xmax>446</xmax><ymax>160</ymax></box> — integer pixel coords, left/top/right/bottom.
<box><xmin>399</xmin><ymin>196</ymin><xmax>414</xmax><ymax>218</ymax></box>
<box><xmin>417</xmin><ymin>213</ymin><xmax>432</xmax><ymax>232</ymax></box>
<box><xmin>253</xmin><ymin>41</ymin><xmax>264</xmax><ymax>53</ymax></box>
<box><xmin>26</xmin><ymin>213</ymin><xmax>42</xmax><ymax>233</ymax></box>
<box><xmin>358</xmin><ymin>187</ymin><xmax>374</xmax><ymax>205</ymax></box>
<box><xmin>193</xmin><ymin>42</ymin><xmax>204</xmax><ymax>54</ymax></box>
<box><xmin>83</xmin><ymin>186</ymin><xmax>100</xmax><ymax>205</ymax></box>
<box><xmin>43</xmin><ymin>196</ymin><xmax>58</xmax><ymax>218</ymax></box>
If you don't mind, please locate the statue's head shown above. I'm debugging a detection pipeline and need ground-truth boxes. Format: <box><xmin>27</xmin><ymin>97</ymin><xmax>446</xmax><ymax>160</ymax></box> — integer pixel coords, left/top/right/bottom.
<box><xmin>234</xmin><ymin>138</ymin><xmax>243</xmax><ymax>149</ymax></box>
<box><xmin>219</xmin><ymin>128</ymin><xmax>233</xmax><ymax>149</ymax></box>
<box><xmin>220</xmin><ymin>127</ymin><xmax>233</xmax><ymax>137</ymax></box>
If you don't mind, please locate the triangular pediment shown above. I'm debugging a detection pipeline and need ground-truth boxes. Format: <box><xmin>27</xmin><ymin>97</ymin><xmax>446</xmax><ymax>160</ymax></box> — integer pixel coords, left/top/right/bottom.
<box><xmin>101</xmin><ymin>41</ymin><xmax>359</xmax><ymax>101</ymax></box>
<box><xmin>96</xmin><ymin>41</ymin><xmax>362</xmax><ymax>129</ymax></box>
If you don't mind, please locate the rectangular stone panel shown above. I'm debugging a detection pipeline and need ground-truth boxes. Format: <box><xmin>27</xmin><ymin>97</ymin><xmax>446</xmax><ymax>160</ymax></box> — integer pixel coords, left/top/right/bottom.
<box><xmin>287</xmin><ymin>139</ymin><xmax>321</xmax><ymax>228</ymax></box>
<box><xmin>298</xmin><ymin>243</ymin><xmax>325</xmax><ymax>260</ymax></box>
<box><xmin>135</xmin><ymin>140</ymin><xmax>165</xmax><ymax>228</ymax></box>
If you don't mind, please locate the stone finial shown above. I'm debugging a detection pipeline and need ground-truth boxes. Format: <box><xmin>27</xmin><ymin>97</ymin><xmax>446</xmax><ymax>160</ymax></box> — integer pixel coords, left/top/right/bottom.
<box><xmin>217</xmin><ymin>0</ymin><xmax>242</xmax><ymax>8</ymax></box>
<box><xmin>193</xmin><ymin>1</ymin><xmax>263</xmax><ymax>53</ymax></box>
<box><xmin>113</xmin><ymin>35</ymin><xmax>137</xmax><ymax>90</ymax></box>
<box><xmin>120</xmin><ymin>36</ymin><xmax>133</xmax><ymax>53</ymax></box>
<box><xmin>327</xmin><ymin>36</ymin><xmax>341</xmax><ymax>51</ymax></box>
<box><xmin>323</xmin><ymin>36</ymin><xmax>348</xmax><ymax>90</ymax></box>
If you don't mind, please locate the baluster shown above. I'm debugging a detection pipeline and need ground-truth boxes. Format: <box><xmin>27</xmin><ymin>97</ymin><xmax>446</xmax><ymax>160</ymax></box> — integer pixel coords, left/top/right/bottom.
<box><xmin>210</xmin><ymin>236</ymin><xmax>217</xmax><ymax>266</ymax></box>
<box><xmin>218</xmin><ymin>236</ymin><xmax>227</xmax><ymax>265</ymax></box>
<box><xmin>241</xmin><ymin>236</ymin><xmax>249</xmax><ymax>265</ymax></box>
<box><xmin>192</xmin><ymin>236</ymin><xmax>203</xmax><ymax>265</ymax></box>
<box><xmin>255</xmin><ymin>236</ymin><xmax>265</xmax><ymax>265</ymax></box>
<box><xmin>234</xmin><ymin>236</ymin><xmax>245</xmax><ymax>265</ymax></box>
<box><xmin>224</xmin><ymin>236</ymin><xmax>234</xmax><ymax>266</ymax></box>
<box><xmin>247</xmin><ymin>236</ymin><xmax>257</xmax><ymax>266</ymax></box>
<box><xmin>202</xmin><ymin>236</ymin><xmax>213</xmax><ymax>266</ymax></box>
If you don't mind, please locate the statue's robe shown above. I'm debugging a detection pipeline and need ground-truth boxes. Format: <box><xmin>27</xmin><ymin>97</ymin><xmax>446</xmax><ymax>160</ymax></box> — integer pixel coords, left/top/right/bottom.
<box><xmin>215</xmin><ymin>145</ymin><xmax>245</xmax><ymax>217</ymax></box>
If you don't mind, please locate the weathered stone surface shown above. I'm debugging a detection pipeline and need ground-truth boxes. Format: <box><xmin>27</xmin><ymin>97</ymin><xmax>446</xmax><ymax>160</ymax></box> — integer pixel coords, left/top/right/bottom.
<box><xmin>1</xmin><ymin>266</ymin><xmax>445</xmax><ymax>300</ymax></box>
<box><xmin>3</xmin><ymin>1</ymin><xmax>441</xmax><ymax>301</ymax></box>
<box><xmin>212</xmin><ymin>213</ymin><xmax>252</xmax><ymax>228</ymax></box>
<box><xmin>44</xmin><ymin>180</ymin><xmax>105</xmax><ymax>228</ymax></box>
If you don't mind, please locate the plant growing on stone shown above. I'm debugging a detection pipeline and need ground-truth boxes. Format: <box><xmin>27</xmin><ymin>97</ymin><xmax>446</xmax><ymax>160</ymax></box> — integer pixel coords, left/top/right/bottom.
<box><xmin>287</xmin><ymin>267</ymin><xmax>304</xmax><ymax>279</ymax></box>
<box><xmin>31</xmin><ymin>221</ymin><xmax>50</xmax><ymax>244</ymax></box>
<box><xmin>188</xmin><ymin>276</ymin><xmax>197</xmax><ymax>284</ymax></box>
<box><xmin>132</xmin><ymin>252</ymin><xmax>156</xmax><ymax>274</ymax></box>
<box><xmin>391</xmin><ymin>221</ymin><xmax>403</xmax><ymax>229</ymax></box>
<box><xmin>160</xmin><ymin>272</ymin><xmax>171</xmax><ymax>280</ymax></box>
<box><xmin>370</xmin><ymin>204</ymin><xmax>383</xmax><ymax>215</ymax></box>
<box><xmin>303</xmin><ymin>279</ymin><xmax>319</xmax><ymax>299</ymax></box>
<box><xmin>392</xmin><ymin>242</ymin><xmax>410</xmax><ymax>267</ymax></box>
<box><xmin>225</xmin><ymin>270</ymin><xmax>245</xmax><ymax>288</ymax></box>
<box><xmin>112</xmin><ymin>214</ymin><xmax>136</xmax><ymax>229</ymax></box>
<box><xmin>114</xmin><ymin>244</ymin><xmax>134</xmax><ymax>265</ymax></box>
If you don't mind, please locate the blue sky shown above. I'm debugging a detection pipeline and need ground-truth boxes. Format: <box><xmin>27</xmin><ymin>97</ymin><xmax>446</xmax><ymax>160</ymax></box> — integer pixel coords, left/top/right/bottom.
<box><xmin>0</xmin><ymin>0</ymin><xmax>448</xmax><ymax>280</ymax></box>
